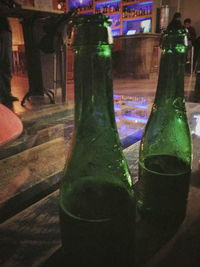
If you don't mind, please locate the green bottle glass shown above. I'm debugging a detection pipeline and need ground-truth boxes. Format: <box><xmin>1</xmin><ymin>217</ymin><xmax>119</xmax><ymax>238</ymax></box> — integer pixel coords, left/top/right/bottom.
<box><xmin>59</xmin><ymin>14</ymin><xmax>135</xmax><ymax>267</ymax></box>
<box><xmin>137</xmin><ymin>28</ymin><xmax>192</xmax><ymax>225</ymax></box>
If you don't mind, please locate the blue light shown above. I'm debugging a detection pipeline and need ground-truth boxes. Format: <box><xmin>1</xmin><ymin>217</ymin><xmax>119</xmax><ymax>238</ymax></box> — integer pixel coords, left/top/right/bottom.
<box><xmin>113</xmin><ymin>94</ymin><xmax>121</xmax><ymax>99</ymax></box>
<box><xmin>108</xmin><ymin>14</ymin><xmax>120</xmax><ymax>18</ymax></box>
<box><xmin>124</xmin><ymin>103</ymin><xmax>148</xmax><ymax>109</ymax></box>
<box><xmin>124</xmin><ymin>1</ymin><xmax>152</xmax><ymax>7</ymax></box>
<box><xmin>132</xmin><ymin>104</ymin><xmax>148</xmax><ymax>109</ymax></box>
<box><xmin>122</xmin><ymin>115</ymin><xmax>148</xmax><ymax>124</ymax></box>
<box><xmin>138</xmin><ymin>1</ymin><xmax>152</xmax><ymax>6</ymax></box>
<box><xmin>133</xmin><ymin>130</ymin><xmax>144</xmax><ymax>139</ymax></box>
<box><xmin>96</xmin><ymin>0</ymin><xmax>120</xmax><ymax>7</ymax></box>
<box><xmin>112</xmin><ymin>29</ymin><xmax>120</xmax><ymax>37</ymax></box>
<box><xmin>68</xmin><ymin>0</ymin><xmax>92</xmax><ymax>9</ymax></box>
<box><xmin>125</xmin><ymin>17</ymin><xmax>151</xmax><ymax>22</ymax></box>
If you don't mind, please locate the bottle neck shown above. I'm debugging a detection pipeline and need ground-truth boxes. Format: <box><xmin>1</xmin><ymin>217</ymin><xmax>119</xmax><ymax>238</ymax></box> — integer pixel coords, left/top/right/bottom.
<box><xmin>154</xmin><ymin>44</ymin><xmax>186</xmax><ymax>107</ymax></box>
<box><xmin>73</xmin><ymin>45</ymin><xmax>116</xmax><ymax>134</ymax></box>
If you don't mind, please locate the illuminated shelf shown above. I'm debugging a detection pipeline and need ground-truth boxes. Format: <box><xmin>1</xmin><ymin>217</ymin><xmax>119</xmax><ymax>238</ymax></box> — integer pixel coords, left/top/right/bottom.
<box><xmin>95</xmin><ymin>0</ymin><xmax>120</xmax><ymax>3</ymax></box>
<box><xmin>67</xmin><ymin>0</ymin><xmax>154</xmax><ymax>37</ymax></box>
<box><xmin>122</xmin><ymin>15</ymin><xmax>152</xmax><ymax>21</ymax></box>
<box><xmin>122</xmin><ymin>0</ymin><xmax>152</xmax><ymax>5</ymax></box>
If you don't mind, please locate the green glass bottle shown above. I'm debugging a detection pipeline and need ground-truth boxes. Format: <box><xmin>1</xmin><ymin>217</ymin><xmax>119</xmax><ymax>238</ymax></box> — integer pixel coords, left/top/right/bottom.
<box><xmin>137</xmin><ymin>28</ymin><xmax>192</xmax><ymax>225</ymax></box>
<box><xmin>59</xmin><ymin>14</ymin><xmax>135</xmax><ymax>267</ymax></box>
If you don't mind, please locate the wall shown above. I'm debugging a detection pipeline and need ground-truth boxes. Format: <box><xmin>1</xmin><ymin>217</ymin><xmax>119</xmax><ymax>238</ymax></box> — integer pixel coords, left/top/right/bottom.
<box><xmin>15</xmin><ymin>0</ymin><xmax>34</xmax><ymax>7</ymax></box>
<box><xmin>9</xmin><ymin>18</ymin><xmax>24</xmax><ymax>48</ymax></box>
<box><xmin>181</xmin><ymin>0</ymin><xmax>200</xmax><ymax>37</ymax></box>
<box><xmin>158</xmin><ymin>0</ymin><xmax>200</xmax><ymax>37</ymax></box>
<box><xmin>15</xmin><ymin>0</ymin><xmax>66</xmax><ymax>11</ymax></box>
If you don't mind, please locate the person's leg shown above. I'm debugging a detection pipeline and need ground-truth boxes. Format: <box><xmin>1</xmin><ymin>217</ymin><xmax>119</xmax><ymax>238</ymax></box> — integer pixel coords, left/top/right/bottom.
<box><xmin>0</xmin><ymin>71</ymin><xmax>9</xmax><ymax>103</ymax></box>
<box><xmin>1</xmin><ymin>65</ymin><xmax>18</xmax><ymax>101</ymax></box>
<box><xmin>186</xmin><ymin>45</ymin><xmax>192</xmax><ymax>63</ymax></box>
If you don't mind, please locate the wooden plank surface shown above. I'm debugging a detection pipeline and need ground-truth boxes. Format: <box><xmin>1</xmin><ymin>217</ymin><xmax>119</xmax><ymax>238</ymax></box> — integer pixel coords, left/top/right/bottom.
<box><xmin>0</xmin><ymin>191</ymin><xmax>60</xmax><ymax>267</ymax></box>
<box><xmin>1</xmin><ymin>103</ymin><xmax>200</xmax><ymax>266</ymax></box>
<box><xmin>0</xmin><ymin>143</ymin><xmax>139</xmax><ymax>267</ymax></box>
<box><xmin>1</xmin><ymin>138</ymin><xmax>200</xmax><ymax>267</ymax></box>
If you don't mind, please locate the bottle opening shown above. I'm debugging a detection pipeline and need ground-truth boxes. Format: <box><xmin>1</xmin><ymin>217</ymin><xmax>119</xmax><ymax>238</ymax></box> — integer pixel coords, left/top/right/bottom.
<box><xmin>71</xmin><ymin>14</ymin><xmax>113</xmax><ymax>46</ymax></box>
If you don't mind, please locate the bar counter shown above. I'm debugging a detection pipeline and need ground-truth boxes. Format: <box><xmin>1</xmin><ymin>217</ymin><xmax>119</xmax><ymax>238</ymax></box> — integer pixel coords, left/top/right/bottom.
<box><xmin>0</xmin><ymin>103</ymin><xmax>200</xmax><ymax>267</ymax></box>
<box><xmin>113</xmin><ymin>33</ymin><xmax>161</xmax><ymax>79</ymax></box>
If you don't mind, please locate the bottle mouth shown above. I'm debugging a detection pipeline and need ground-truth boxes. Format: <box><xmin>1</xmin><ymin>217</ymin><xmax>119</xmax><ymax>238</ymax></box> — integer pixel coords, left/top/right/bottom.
<box><xmin>71</xmin><ymin>14</ymin><xmax>113</xmax><ymax>46</ymax></box>
<box><xmin>72</xmin><ymin>14</ymin><xmax>111</xmax><ymax>26</ymax></box>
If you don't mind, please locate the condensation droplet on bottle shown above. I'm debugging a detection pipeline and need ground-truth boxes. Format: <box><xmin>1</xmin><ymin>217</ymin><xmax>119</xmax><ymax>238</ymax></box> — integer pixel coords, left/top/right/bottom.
<box><xmin>152</xmin><ymin>103</ymin><xmax>157</xmax><ymax>112</ymax></box>
<box><xmin>173</xmin><ymin>97</ymin><xmax>185</xmax><ymax>111</ymax></box>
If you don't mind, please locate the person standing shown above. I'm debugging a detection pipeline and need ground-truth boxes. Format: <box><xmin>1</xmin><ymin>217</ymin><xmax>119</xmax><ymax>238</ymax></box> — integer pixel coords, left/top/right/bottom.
<box><xmin>184</xmin><ymin>18</ymin><xmax>196</xmax><ymax>45</ymax></box>
<box><xmin>184</xmin><ymin>18</ymin><xmax>197</xmax><ymax>65</ymax></box>
<box><xmin>0</xmin><ymin>17</ymin><xmax>18</xmax><ymax>104</ymax></box>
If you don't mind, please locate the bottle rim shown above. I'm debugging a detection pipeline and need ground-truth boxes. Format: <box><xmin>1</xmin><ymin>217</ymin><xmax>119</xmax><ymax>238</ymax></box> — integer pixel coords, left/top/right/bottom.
<box><xmin>71</xmin><ymin>14</ymin><xmax>113</xmax><ymax>46</ymax></box>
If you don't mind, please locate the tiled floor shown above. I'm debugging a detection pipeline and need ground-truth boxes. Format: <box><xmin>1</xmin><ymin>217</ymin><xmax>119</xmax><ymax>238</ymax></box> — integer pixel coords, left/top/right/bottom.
<box><xmin>10</xmin><ymin>73</ymin><xmax>197</xmax><ymax>116</ymax></box>
<box><xmin>10</xmin><ymin>72</ymin><xmax>197</xmax><ymax>142</ymax></box>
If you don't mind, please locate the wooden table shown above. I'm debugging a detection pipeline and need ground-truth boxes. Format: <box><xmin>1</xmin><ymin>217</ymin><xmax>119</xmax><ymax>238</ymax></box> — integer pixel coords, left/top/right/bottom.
<box><xmin>1</xmin><ymin>137</ymin><xmax>200</xmax><ymax>267</ymax></box>
<box><xmin>1</xmin><ymin>103</ymin><xmax>200</xmax><ymax>266</ymax></box>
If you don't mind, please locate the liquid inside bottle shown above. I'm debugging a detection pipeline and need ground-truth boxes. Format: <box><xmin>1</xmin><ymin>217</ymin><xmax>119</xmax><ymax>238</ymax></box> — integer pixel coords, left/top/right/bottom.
<box><xmin>60</xmin><ymin>176</ymin><xmax>135</xmax><ymax>267</ymax></box>
<box><xmin>137</xmin><ymin>155</ymin><xmax>191</xmax><ymax>224</ymax></box>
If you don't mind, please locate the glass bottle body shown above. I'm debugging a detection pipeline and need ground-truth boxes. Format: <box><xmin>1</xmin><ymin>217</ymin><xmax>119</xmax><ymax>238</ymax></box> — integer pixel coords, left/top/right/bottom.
<box><xmin>137</xmin><ymin>30</ymin><xmax>192</xmax><ymax>225</ymax></box>
<box><xmin>59</xmin><ymin>15</ymin><xmax>135</xmax><ymax>267</ymax></box>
